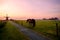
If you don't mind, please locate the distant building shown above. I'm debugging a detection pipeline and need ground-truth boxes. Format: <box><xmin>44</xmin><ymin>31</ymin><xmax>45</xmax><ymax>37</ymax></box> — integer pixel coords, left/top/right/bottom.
<box><xmin>42</xmin><ymin>18</ymin><xmax>47</xmax><ymax>20</ymax></box>
<box><xmin>48</xmin><ymin>17</ymin><xmax>59</xmax><ymax>20</ymax></box>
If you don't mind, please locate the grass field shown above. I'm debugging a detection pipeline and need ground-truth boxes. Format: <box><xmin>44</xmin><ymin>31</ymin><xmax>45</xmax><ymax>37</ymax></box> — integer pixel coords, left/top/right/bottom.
<box><xmin>0</xmin><ymin>21</ymin><xmax>29</xmax><ymax>40</ymax></box>
<box><xmin>14</xmin><ymin>20</ymin><xmax>60</xmax><ymax>40</ymax></box>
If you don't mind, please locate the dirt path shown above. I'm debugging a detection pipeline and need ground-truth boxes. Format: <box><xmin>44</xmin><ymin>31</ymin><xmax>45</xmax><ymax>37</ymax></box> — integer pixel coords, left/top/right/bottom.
<box><xmin>10</xmin><ymin>21</ymin><xmax>50</xmax><ymax>40</ymax></box>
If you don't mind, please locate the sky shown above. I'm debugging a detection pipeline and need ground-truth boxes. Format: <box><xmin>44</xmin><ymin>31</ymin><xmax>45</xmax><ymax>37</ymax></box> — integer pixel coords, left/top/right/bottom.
<box><xmin>0</xmin><ymin>0</ymin><xmax>60</xmax><ymax>20</ymax></box>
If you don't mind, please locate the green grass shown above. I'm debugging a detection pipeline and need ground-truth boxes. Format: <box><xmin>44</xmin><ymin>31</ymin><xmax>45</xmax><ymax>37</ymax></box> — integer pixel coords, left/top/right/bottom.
<box><xmin>0</xmin><ymin>21</ymin><xmax>29</xmax><ymax>40</ymax></box>
<box><xmin>15</xmin><ymin>20</ymin><xmax>60</xmax><ymax>40</ymax></box>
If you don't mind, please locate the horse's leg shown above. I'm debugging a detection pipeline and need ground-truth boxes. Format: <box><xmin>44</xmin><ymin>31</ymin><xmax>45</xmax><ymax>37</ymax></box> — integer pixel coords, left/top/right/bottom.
<box><xmin>32</xmin><ymin>23</ymin><xmax>35</xmax><ymax>27</ymax></box>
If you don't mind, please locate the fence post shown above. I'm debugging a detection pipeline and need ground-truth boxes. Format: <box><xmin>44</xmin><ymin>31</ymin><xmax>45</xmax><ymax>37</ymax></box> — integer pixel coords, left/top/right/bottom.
<box><xmin>56</xmin><ymin>22</ymin><xmax>59</xmax><ymax>38</ymax></box>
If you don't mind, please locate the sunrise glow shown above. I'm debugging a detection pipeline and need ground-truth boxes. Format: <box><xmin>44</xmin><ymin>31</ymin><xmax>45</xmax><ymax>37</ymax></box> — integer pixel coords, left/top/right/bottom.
<box><xmin>0</xmin><ymin>0</ymin><xmax>60</xmax><ymax>20</ymax></box>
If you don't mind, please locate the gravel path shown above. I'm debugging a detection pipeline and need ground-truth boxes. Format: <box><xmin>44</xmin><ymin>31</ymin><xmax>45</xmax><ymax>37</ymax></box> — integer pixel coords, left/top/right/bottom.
<box><xmin>10</xmin><ymin>21</ymin><xmax>50</xmax><ymax>40</ymax></box>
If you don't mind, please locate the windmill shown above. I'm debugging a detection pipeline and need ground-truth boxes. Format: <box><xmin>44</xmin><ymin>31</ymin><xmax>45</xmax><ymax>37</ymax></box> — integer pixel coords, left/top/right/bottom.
<box><xmin>6</xmin><ymin>14</ymin><xmax>9</xmax><ymax>20</ymax></box>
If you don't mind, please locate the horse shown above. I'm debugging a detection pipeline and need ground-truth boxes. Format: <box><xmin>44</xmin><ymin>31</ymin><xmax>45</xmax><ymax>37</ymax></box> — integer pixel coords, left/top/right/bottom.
<box><xmin>26</xmin><ymin>19</ymin><xmax>36</xmax><ymax>27</ymax></box>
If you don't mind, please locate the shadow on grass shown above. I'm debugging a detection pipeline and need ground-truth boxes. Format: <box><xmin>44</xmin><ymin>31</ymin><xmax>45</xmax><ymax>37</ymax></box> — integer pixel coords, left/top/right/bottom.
<box><xmin>0</xmin><ymin>21</ymin><xmax>7</xmax><ymax>40</ymax></box>
<box><xmin>0</xmin><ymin>27</ymin><xmax>7</xmax><ymax>40</ymax></box>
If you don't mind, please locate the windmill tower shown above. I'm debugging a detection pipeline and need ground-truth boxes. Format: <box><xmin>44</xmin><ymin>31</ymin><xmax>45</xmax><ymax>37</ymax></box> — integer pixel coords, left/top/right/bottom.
<box><xmin>6</xmin><ymin>14</ymin><xmax>9</xmax><ymax>20</ymax></box>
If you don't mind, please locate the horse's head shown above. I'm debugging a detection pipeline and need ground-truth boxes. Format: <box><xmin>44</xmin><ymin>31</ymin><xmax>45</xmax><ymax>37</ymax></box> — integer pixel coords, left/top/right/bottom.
<box><xmin>27</xmin><ymin>19</ymin><xmax>31</xmax><ymax>23</ymax></box>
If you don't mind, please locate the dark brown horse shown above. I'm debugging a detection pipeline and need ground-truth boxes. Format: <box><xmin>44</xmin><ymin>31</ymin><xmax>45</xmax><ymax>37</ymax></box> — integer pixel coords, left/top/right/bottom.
<box><xmin>27</xmin><ymin>19</ymin><xmax>36</xmax><ymax>27</ymax></box>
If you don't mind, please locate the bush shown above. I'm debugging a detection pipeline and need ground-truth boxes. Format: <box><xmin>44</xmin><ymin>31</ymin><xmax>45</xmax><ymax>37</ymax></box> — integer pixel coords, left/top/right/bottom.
<box><xmin>0</xmin><ymin>20</ymin><xmax>7</xmax><ymax>28</ymax></box>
